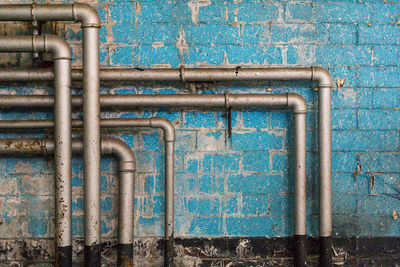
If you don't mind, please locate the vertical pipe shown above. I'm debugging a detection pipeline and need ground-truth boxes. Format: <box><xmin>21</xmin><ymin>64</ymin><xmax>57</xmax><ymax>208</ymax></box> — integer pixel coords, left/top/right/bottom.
<box><xmin>82</xmin><ymin>26</ymin><xmax>102</xmax><ymax>266</ymax></box>
<box><xmin>312</xmin><ymin>66</ymin><xmax>333</xmax><ymax>266</ymax></box>
<box><xmin>164</xmin><ymin>140</ymin><xmax>175</xmax><ymax>267</ymax></box>
<box><xmin>117</xmin><ymin>169</ymin><xmax>135</xmax><ymax>267</ymax></box>
<box><xmin>293</xmin><ymin>112</ymin><xmax>307</xmax><ymax>267</ymax></box>
<box><xmin>319</xmin><ymin>85</ymin><xmax>332</xmax><ymax>266</ymax></box>
<box><xmin>53</xmin><ymin>59</ymin><xmax>72</xmax><ymax>267</ymax></box>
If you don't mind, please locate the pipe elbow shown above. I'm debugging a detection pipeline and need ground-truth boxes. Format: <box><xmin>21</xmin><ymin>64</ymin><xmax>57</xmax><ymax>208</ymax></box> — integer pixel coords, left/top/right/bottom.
<box><xmin>101</xmin><ymin>137</ymin><xmax>135</xmax><ymax>172</ymax></box>
<box><xmin>287</xmin><ymin>93</ymin><xmax>307</xmax><ymax>114</ymax></box>
<box><xmin>312</xmin><ymin>66</ymin><xmax>332</xmax><ymax>88</ymax></box>
<box><xmin>150</xmin><ymin>118</ymin><xmax>175</xmax><ymax>142</ymax></box>
<box><xmin>42</xmin><ymin>35</ymin><xmax>71</xmax><ymax>60</ymax></box>
<box><xmin>73</xmin><ymin>3</ymin><xmax>100</xmax><ymax>28</ymax></box>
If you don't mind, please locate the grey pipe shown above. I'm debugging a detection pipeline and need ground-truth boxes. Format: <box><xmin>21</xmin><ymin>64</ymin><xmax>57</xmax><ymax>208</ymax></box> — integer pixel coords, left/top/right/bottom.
<box><xmin>0</xmin><ymin>118</ymin><xmax>175</xmax><ymax>267</ymax></box>
<box><xmin>0</xmin><ymin>65</ymin><xmax>332</xmax><ymax>238</ymax></box>
<box><xmin>0</xmin><ymin>67</ymin><xmax>313</xmax><ymax>82</ymax></box>
<box><xmin>0</xmin><ymin>93</ymin><xmax>306</xmax><ymax>265</ymax></box>
<box><xmin>0</xmin><ymin>4</ymin><xmax>102</xmax><ymax>263</ymax></box>
<box><xmin>0</xmin><ymin>136</ymin><xmax>134</xmax><ymax>266</ymax></box>
<box><xmin>0</xmin><ymin>35</ymin><xmax>73</xmax><ymax>265</ymax></box>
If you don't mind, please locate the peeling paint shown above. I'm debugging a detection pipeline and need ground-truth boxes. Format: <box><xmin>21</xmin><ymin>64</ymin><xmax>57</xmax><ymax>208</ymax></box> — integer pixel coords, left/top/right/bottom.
<box><xmin>188</xmin><ymin>0</ymin><xmax>212</xmax><ymax>24</ymax></box>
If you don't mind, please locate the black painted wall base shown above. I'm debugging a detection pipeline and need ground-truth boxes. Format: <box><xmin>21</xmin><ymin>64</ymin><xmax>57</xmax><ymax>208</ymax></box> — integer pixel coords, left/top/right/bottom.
<box><xmin>1</xmin><ymin>237</ymin><xmax>400</xmax><ymax>266</ymax></box>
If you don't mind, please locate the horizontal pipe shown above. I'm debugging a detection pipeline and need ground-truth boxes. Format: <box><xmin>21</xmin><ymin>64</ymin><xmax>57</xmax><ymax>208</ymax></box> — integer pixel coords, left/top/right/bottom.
<box><xmin>0</xmin><ymin>93</ymin><xmax>304</xmax><ymax>111</ymax></box>
<box><xmin>0</xmin><ymin>67</ymin><xmax>315</xmax><ymax>82</ymax></box>
<box><xmin>0</xmin><ymin>137</ymin><xmax>135</xmax><ymax>266</ymax></box>
<box><xmin>0</xmin><ymin>117</ymin><xmax>175</xmax><ymax>267</ymax></box>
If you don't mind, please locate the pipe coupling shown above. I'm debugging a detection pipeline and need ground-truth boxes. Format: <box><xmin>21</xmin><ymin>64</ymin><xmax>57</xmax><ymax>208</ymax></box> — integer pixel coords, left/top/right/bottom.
<box><xmin>119</xmin><ymin>161</ymin><xmax>136</xmax><ymax>173</ymax></box>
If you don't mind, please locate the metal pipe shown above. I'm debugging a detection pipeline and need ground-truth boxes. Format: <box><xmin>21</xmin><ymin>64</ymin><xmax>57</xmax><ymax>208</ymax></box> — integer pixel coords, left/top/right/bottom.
<box><xmin>0</xmin><ymin>4</ymin><xmax>102</xmax><ymax>264</ymax></box>
<box><xmin>0</xmin><ymin>136</ymin><xmax>135</xmax><ymax>266</ymax></box>
<box><xmin>0</xmin><ymin>118</ymin><xmax>175</xmax><ymax>267</ymax></box>
<box><xmin>312</xmin><ymin>66</ymin><xmax>332</xmax><ymax>266</ymax></box>
<box><xmin>0</xmin><ymin>93</ymin><xmax>306</xmax><ymax>265</ymax></box>
<box><xmin>0</xmin><ymin>35</ymin><xmax>72</xmax><ymax>266</ymax></box>
<box><xmin>0</xmin><ymin>67</ymin><xmax>314</xmax><ymax>82</ymax></box>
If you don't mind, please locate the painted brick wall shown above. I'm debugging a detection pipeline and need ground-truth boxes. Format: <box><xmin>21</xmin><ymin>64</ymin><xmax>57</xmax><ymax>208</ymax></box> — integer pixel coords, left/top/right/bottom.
<box><xmin>0</xmin><ymin>0</ymin><xmax>400</xmax><ymax>257</ymax></box>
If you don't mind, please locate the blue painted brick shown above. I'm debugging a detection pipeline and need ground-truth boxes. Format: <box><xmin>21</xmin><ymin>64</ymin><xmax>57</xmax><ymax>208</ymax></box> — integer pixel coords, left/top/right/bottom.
<box><xmin>198</xmin><ymin>174</ymin><xmax>224</xmax><ymax>194</ymax></box>
<box><xmin>315</xmin><ymin>45</ymin><xmax>372</xmax><ymax>66</ymax></box>
<box><xmin>359</xmin><ymin>25</ymin><xmax>400</xmax><ymax>45</ymax></box>
<box><xmin>358</xmin><ymin>109</ymin><xmax>400</xmax><ymax>130</ymax></box>
<box><xmin>242</xmin><ymin>151</ymin><xmax>269</xmax><ymax>173</ymax></box>
<box><xmin>359</xmin><ymin>66</ymin><xmax>400</xmax><ymax>88</ymax></box>
<box><xmin>227</xmin><ymin>173</ymin><xmax>284</xmax><ymax>194</ymax></box>
<box><xmin>242</xmin><ymin>195</ymin><xmax>269</xmax><ymax>216</ymax></box>
<box><xmin>226</xmin><ymin>216</ymin><xmax>282</xmax><ymax>236</ymax></box>
<box><xmin>231</xmin><ymin>131</ymin><xmax>283</xmax><ymax>151</ymax></box>
<box><xmin>332</xmin><ymin>152</ymin><xmax>358</xmax><ymax>173</ymax></box>
<box><xmin>373</xmin><ymin>46</ymin><xmax>400</xmax><ymax>66</ymax></box>
<box><xmin>373</xmin><ymin>89</ymin><xmax>400</xmax><ymax>108</ymax></box>
<box><xmin>360</xmin><ymin>153</ymin><xmax>400</xmax><ymax>173</ymax></box>
<box><xmin>332</xmin><ymin>109</ymin><xmax>357</xmax><ymax>130</ymax></box>
<box><xmin>332</xmin><ymin>130</ymin><xmax>399</xmax><ymax>152</ymax></box>
<box><xmin>226</xmin><ymin>45</ymin><xmax>283</xmax><ymax>65</ymax></box>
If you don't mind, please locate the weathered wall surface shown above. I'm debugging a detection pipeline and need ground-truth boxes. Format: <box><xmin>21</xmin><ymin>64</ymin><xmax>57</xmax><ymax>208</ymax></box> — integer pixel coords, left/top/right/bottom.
<box><xmin>0</xmin><ymin>0</ymin><xmax>399</xmax><ymax>265</ymax></box>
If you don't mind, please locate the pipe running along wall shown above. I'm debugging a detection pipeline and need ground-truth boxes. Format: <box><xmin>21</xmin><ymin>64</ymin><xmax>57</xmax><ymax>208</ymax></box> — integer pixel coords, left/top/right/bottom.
<box><xmin>0</xmin><ymin>93</ymin><xmax>308</xmax><ymax>266</ymax></box>
<box><xmin>0</xmin><ymin>66</ymin><xmax>332</xmax><ymax>266</ymax></box>
<box><xmin>0</xmin><ymin>118</ymin><xmax>175</xmax><ymax>267</ymax></box>
<box><xmin>0</xmin><ymin>137</ymin><xmax>133</xmax><ymax>266</ymax></box>
<box><xmin>0</xmin><ymin>35</ymin><xmax>73</xmax><ymax>265</ymax></box>
<box><xmin>0</xmin><ymin>4</ymin><xmax>102</xmax><ymax>264</ymax></box>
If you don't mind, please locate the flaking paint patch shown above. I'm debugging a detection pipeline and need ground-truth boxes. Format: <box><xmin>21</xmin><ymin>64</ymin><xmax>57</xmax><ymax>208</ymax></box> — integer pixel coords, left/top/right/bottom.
<box><xmin>152</xmin><ymin>42</ymin><xmax>164</xmax><ymax>53</ymax></box>
<box><xmin>104</xmin><ymin>2</ymin><xmax>117</xmax><ymax>65</ymax></box>
<box><xmin>188</xmin><ymin>0</ymin><xmax>212</xmax><ymax>24</ymax></box>
<box><xmin>175</xmin><ymin>26</ymin><xmax>189</xmax><ymax>64</ymax></box>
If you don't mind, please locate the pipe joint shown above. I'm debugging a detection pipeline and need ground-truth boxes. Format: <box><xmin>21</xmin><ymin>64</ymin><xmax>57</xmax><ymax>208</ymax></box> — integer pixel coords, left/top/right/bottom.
<box><xmin>101</xmin><ymin>137</ymin><xmax>136</xmax><ymax>172</ymax></box>
<box><xmin>150</xmin><ymin>118</ymin><xmax>175</xmax><ymax>142</ymax></box>
<box><xmin>119</xmin><ymin>161</ymin><xmax>136</xmax><ymax>173</ymax></box>
<box><xmin>311</xmin><ymin>66</ymin><xmax>332</xmax><ymax>88</ymax></box>
<box><xmin>41</xmin><ymin>35</ymin><xmax>72</xmax><ymax>60</ymax></box>
<box><xmin>72</xmin><ymin>3</ymin><xmax>101</xmax><ymax>28</ymax></box>
<box><xmin>287</xmin><ymin>93</ymin><xmax>307</xmax><ymax>114</ymax></box>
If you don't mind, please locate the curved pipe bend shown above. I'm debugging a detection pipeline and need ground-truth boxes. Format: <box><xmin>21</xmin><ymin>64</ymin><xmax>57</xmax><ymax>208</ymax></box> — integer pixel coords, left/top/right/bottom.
<box><xmin>312</xmin><ymin>66</ymin><xmax>332</xmax><ymax>88</ymax></box>
<box><xmin>101</xmin><ymin>137</ymin><xmax>136</xmax><ymax>173</ymax></box>
<box><xmin>149</xmin><ymin>117</ymin><xmax>175</xmax><ymax>142</ymax></box>
<box><xmin>287</xmin><ymin>93</ymin><xmax>307</xmax><ymax>114</ymax></box>
<box><xmin>72</xmin><ymin>3</ymin><xmax>101</xmax><ymax>28</ymax></box>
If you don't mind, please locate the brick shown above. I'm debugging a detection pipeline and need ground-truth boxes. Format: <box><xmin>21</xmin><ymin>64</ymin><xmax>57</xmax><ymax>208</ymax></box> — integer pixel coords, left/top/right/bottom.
<box><xmin>359</xmin><ymin>25</ymin><xmax>400</xmax><ymax>45</ymax></box>
<box><xmin>359</xmin><ymin>153</ymin><xmax>400</xmax><ymax>172</ymax></box>
<box><xmin>227</xmin><ymin>173</ymin><xmax>284</xmax><ymax>194</ymax></box>
<box><xmin>226</xmin><ymin>45</ymin><xmax>283</xmax><ymax>65</ymax></box>
<box><xmin>373</xmin><ymin>45</ymin><xmax>400</xmax><ymax>66</ymax></box>
<box><xmin>242</xmin><ymin>195</ymin><xmax>269</xmax><ymax>216</ymax></box>
<box><xmin>332</xmin><ymin>109</ymin><xmax>357</xmax><ymax>130</ymax></box>
<box><xmin>358</xmin><ymin>109</ymin><xmax>400</xmax><ymax>130</ymax></box>
<box><xmin>231</xmin><ymin>131</ymin><xmax>283</xmax><ymax>151</ymax></box>
<box><xmin>373</xmin><ymin>89</ymin><xmax>400</xmax><ymax>108</ymax></box>
<box><xmin>315</xmin><ymin>45</ymin><xmax>372</xmax><ymax>66</ymax></box>
<box><xmin>332</xmin><ymin>130</ymin><xmax>399</xmax><ymax>152</ymax></box>
<box><xmin>226</xmin><ymin>216</ymin><xmax>282</xmax><ymax>236</ymax></box>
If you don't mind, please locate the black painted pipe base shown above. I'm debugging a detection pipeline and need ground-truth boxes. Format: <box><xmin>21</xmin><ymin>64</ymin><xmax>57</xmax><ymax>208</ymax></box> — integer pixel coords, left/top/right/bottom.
<box><xmin>294</xmin><ymin>235</ymin><xmax>306</xmax><ymax>267</ymax></box>
<box><xmin>320</xmin><ymin>236</ymin><xmax>332</xmax><ymax>267</ymax></box>
<box><xmin>84</xmin><ymin>244</ymin><xmax>101</xmax><ymax>267</ymax></box>
<box><xmin>164</xmin><ymin>237</ymin><xmax>174</xmax><ymax>267</ymax></box>
<box><xmin>56</xmin><ymin>245</ymin><xmax>72</xmax><ymax>267</ymax></box>
<box><xmin>117</xmin><ymin>243</ymin><xmax>133</xmax><ymax>267</ymax></box>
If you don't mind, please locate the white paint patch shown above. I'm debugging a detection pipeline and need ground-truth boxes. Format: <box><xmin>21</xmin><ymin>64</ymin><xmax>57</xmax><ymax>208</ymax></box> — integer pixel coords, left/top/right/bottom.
<box><xmin>188</xmin><ymin>0</ymin><xmax>212</xmax><ymax>24</ymax></box>
<box><xmin>152</xmin><ymin>42</ymin><xmax>164</xmax><ymax>53</ymax></box>
<box><xmin>175</xmin><ymin>26</ymin><xmax>189</xmax><ymax>64</ymax></box>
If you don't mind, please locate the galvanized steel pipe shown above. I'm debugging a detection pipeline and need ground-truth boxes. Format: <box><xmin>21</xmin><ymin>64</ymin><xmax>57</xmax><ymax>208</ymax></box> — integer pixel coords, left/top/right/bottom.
<box><xmin>0</xmin><ymin>93</ymin><xmax>308</xmax><ymax>265</ymax></box>
<box><xmin>0</xmin><ymin>4</ymin><xmax>102</xmax><ymax>263</ymax></box>
<box><xmin>0</xmin><ymin>118</ymin><xmax>175</xmax><ymax>267</ymax></box>
<box><xmin>0</xmin><ymin>35</ymin><xmax>73</xmax><ymax>266</ymax></box>
<box><xmin>0</xmin><ymin>137</ymin><xmax>135</xmax><ymax>267</ymax></box>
